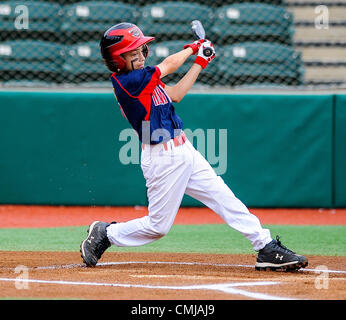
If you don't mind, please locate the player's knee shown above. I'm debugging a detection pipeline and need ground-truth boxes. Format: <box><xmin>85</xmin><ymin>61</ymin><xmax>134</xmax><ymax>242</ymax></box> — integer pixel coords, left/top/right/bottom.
<box><xmin>155</xmin><ymin>227</ymin><xmax>170</xmax><ymax>238</ymax></box>
<box><xmin>150</xmin><ymin>224</ymin><xmax>170</xmax><ymax>238</ymax></box>
<box><xmin>144</xmin><ymin>216</ymin><xmax>171</xmax><ymax>238</ymax></box>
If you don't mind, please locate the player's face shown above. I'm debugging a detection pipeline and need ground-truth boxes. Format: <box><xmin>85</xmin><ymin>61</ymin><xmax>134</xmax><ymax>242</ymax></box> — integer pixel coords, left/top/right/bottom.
<box><xmin>123</xmin><ymin>46</ymin><xmax>146</xmax><ymax>71</ymax></box>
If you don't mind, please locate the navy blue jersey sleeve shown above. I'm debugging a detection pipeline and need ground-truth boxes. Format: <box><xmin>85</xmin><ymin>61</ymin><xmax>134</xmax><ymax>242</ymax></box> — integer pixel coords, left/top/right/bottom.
<box><xmin>114</xmin><ymin>66</ymin><xmax>161</xmax><ymax>97</ymax></box>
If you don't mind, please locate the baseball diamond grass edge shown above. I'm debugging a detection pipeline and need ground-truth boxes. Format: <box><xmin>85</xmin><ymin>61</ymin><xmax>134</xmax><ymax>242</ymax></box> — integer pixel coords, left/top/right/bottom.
<box><xmin>0</xmin><ymin>225</ymin><xmax>345</xmax><ymax>256</ymax></box>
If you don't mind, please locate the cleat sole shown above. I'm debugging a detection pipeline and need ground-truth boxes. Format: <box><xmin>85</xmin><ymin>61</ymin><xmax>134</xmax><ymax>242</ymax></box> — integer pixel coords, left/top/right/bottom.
<box><xmin>255</xmin><ymin>260</ymin><xmax>308</xmax><ymax>272</ymax></box>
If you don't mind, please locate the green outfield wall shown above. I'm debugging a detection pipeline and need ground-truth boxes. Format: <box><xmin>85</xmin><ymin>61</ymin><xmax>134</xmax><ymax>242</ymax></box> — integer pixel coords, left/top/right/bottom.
<box><xmin>334</xmin><ymin>94</ymin><xmax>346</xmax><ymax>207</ymax></box>
<box><xmin>0</xmin><ymin>91</ymin><xmax>344</xmax><ymax>208</ymax></box>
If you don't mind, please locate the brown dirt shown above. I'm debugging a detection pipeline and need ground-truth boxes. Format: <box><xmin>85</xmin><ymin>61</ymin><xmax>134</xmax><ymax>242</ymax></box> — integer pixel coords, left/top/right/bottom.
<box><xmin>0</xmin><ymin>251</ymin><xmax>345</xmax><ymax>300</ymax></box>
<box><xmin>1</xmin><ymin>206</ymin><xmax>345</xmax><ymax>300</ymax></box>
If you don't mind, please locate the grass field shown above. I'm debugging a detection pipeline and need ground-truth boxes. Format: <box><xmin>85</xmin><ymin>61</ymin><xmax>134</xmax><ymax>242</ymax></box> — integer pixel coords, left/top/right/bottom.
<box><xmin>1</xmin><ymin>224</ymin><xmax>345</xmax><ymax>256</ymax></box>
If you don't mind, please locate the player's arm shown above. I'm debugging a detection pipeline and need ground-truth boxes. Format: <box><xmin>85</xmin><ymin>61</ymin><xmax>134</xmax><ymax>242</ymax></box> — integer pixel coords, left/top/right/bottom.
<box><xmin>164</xmin><ymin>64</ymin><xmax>202</xmax><ymax>103</ymax></box>
<box><xmin>163</xmin><ymin>40</ymin><xmax>216</xmax><ymax>103</ymax></box>
<box><xmin>157</xmin><ymin>47</ymin><xmax>194</xmax><ymax>79</ymax></box>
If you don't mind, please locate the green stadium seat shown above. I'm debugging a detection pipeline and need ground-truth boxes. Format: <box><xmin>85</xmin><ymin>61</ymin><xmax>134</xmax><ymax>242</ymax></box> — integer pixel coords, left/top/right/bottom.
<box><xmin>212</xmin><ymin>3</ymin><xmax>294</xmax><ymax>45</ymax></box>
<box><xmin>138</xmin><ymin>2</ymin><xmax>213</xmax><ymax>41</ymax></box>
<box><xmin>0</xmin><ymin>40</ymin><xmax>64</xmax><ymax>80</ymax></box>
<box><xmin>62</xmin><ymin>41</ymin><xmax>109</xmax><ymax>82</ymax></box>
<box><xmin>216</xmin><ymin>42</ymin><xmax>304</xmax><ymax>86</ymax></box>
<box><xmin>61</xmin><ymin>1</ymin><xmax>138</xmax><ymax>37</ymax></box>
<box><xmin>0</xmin><ymin>1</ymin><xmax>62</xmax><ymax>32</ymax></box>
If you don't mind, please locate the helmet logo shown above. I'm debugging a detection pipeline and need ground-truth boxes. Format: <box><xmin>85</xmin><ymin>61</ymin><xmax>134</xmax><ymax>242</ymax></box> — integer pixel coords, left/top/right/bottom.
<box><xmin>129</xmin><ymin>27</ymin><xmax>141</xmax><ymax>37</ymax></box>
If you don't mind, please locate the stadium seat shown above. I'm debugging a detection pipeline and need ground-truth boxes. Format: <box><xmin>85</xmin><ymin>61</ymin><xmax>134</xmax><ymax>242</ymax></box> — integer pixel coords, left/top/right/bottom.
<box><xmin>138</xmin><ymin>2</ymin><xmax>213</xmax><ymax>41</ymax></box>
<box><xmin>212</xmin><ymin>3</ymin><xmax>294</xmax><ymax>45</ymax></box>
<box><xmin>62</xmin><ymin>41</ymin><xmax>109</xmax><ymax>82</ymax></box>
<box><xmin>0</xmin><ymin>40</ymin><xmax>64</xmax><ymax>81</ymax></box>
<box><xmin>216</xmin><ymin>42</ymin><xmax>304</xmax><ymax>86</ymax></box>
<box><xmin>61</xmin><ymin>1</ymin><xmax>138</xmax><ymax>40</ymax></box>
<box><xmin>0</xmin><ymin>1</ymin><xmax>62</xmax><ymax>32</ymax></box>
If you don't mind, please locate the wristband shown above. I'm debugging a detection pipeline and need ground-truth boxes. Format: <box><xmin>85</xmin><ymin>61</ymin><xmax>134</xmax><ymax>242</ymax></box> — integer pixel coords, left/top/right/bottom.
<box><xmin>194</xmin><ymin>56</ymin><xmax>208</xmax><ymax>69</ymax></box>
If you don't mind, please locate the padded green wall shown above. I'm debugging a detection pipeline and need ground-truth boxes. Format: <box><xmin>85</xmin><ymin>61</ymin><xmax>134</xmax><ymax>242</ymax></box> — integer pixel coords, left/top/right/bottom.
<box><xmin>334</xmin><ymin>95</ymin><xmax>346</xmax><ymax>207</ymax></box>
<box><xmin>0</xmin><ymin>91</ymin><xmax>342</xmax><ymax>207</ymax></box>
<box><xmin>179</xmin><ymin>94</ymin><xmax>333</xmax><ymax>207</ymax></box>
<box><xmin>0</xmin><ymin>92</ymin><xmax>147</xmax><ymax>206</ymax></box>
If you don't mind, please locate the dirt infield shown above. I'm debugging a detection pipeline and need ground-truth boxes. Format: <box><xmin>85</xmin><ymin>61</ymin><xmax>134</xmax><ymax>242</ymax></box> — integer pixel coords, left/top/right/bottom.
<box><xmin>0</xmin><ymin>251</ymin><xmax>345</xmax><ymax>300</ymax></box>
<box><xmin>1</xmin><ymin>206</ymin><xmax>345</xmax><ymax>300</ymax></box>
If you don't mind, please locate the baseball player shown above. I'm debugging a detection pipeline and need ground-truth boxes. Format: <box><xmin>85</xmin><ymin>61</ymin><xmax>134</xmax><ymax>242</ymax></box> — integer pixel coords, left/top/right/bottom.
<box><xmin>80</xmin><ymin>23</ymin><xmax>308</xmax><ymax>272</ymax></box>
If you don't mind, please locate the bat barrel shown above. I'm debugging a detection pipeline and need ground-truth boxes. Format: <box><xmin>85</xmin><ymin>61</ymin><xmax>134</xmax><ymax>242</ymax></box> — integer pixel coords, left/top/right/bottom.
<box><xmin>191</xmin><ymin>20</ymin><xmax>205</xmax><ymax>40</ymax></box>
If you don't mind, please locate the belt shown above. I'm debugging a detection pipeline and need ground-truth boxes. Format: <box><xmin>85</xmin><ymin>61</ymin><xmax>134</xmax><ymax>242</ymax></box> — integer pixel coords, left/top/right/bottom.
<box><xmin>142</xmin><ymin>131</ymin><xmax>186</xmax><ymax>151</ymax></box>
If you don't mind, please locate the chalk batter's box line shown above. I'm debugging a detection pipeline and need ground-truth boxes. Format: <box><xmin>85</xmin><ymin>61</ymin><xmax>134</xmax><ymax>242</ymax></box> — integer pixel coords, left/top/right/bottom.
<box><xmin>1</xmin><ymin>261</ymin><xmax>345</xmax><ymax>275</ymax></box>
<box><xmin>1</xmin><ymin>261</ymin><xmax>345</xmax><ymax>300</ymax></box>
<box><xmin>0</xmin><ymin>276</ymin><xmax>289</xmax><ymax>300</ymax></box>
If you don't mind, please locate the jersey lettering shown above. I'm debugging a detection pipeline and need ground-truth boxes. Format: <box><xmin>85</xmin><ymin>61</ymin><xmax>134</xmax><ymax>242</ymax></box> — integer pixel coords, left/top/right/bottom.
<box><xmin>152</xmin><ymin>85</ymin><xmax>170</xmax><ymax>107</ymax></box>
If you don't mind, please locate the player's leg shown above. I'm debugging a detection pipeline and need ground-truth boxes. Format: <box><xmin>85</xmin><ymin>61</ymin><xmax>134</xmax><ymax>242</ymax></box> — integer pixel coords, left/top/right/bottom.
<box><xmin>184</xmin><ymin>139</ymin><xmax>272</xmax><ymax>251</ymax></box>
<box><xmin>184</xmin><ymin>140</ymin><xmax>308</xmax><ymax>271</ymax></box>
<box><xmin>81</xmin><ymin>142</ymin><xmax>193</xmax><ymax>266</ymax></box>
<box><xmin>106</xmin><ymin>142</ymin><xmax>193</xmax><ymax>247</ymax></box>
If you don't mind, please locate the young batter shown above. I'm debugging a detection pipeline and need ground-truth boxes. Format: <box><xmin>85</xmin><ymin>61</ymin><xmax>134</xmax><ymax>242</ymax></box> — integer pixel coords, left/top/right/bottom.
<box><xmin>80</xmin><ymin>23</ymin><xmax>308</xmax><ymax>272</ymax></box>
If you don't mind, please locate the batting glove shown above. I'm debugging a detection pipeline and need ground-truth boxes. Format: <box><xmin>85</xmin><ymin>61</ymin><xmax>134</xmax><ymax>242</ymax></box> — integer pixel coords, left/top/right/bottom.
<box><xmin>194</xmin><ymin>40</ymin><xmax>216</xmax><ymax>69</ymax></box>
<box><xmin>183</xmin><ymin>39</ymin><xmax>204</xmax><ymax>55</ymax></box>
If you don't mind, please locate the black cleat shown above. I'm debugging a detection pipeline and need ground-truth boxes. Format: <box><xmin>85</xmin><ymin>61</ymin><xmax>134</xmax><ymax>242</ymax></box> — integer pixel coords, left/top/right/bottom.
<box><xmin>80</xmin><ymin>221</ymin><xmax>112</xmax><ymax>267</ymax></box>
<box><xmin>255</xmin><ymin>235</ymin><xmax>308</xmax><ymax>272</ymax></box>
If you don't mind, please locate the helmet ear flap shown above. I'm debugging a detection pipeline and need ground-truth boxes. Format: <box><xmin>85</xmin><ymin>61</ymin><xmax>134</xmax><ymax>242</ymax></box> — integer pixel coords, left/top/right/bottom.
<box><xmin>104</xmin><ymin>59</ymin><xmax>120</xmax><ymax>73</ymax></box>
<box><xmin>116</xmin><ymin>54</ymin><xmax>127</xmax><ymax>72</ymax></box>
<box><xmin>102</xmin><ymin>46</ymin><xmax>127</xmax><ymax>73</ymax></box>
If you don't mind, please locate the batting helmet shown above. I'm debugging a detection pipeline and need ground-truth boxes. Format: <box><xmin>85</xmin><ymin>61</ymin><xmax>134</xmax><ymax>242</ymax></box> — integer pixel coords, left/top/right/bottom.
<box><xmin>100</xmin><ymin>23</ymin><xmax>155</xmax><ymax>73</ymax></box>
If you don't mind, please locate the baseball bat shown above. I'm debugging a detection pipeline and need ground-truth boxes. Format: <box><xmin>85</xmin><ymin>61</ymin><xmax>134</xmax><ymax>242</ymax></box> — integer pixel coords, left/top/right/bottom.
<box><xmin>191</xmin><ymin>20</ymin><xmax>213</xmax><ymax>57</ymax></box>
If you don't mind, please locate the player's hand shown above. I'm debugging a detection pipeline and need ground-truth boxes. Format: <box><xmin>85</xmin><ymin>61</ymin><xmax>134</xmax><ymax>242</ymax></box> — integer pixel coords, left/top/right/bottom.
<box><xmin>183</xmin><ymin>39</ymin><xmax>204</xmax><ymax>55</ymax></box>
<box><xmin>194</xmin><ymin>40</ymin><xmax>216</xmax><ymax>69</ymax></box>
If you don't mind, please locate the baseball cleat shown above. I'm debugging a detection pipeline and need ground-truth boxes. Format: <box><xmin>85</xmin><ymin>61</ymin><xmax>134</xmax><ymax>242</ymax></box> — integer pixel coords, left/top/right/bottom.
<box><xmin>80</xmin><ymin>221</ymin><xmax>112</xmax><ymax>267</ymax></box>
<box><xmin>255</xmin><ymin>235</ymin><xmax>308</xmax><ymax>272</ymax></box>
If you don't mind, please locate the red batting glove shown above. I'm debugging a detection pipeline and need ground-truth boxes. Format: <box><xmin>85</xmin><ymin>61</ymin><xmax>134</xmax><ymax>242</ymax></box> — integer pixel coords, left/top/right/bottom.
<box><xmin>194</xmin><ymin>40</ymin><xmax>216</xmax><ymax>69</ymax></box>
<box><xmin>183</xmin><ymin>39</ymin><xmax>204</xmax><ymax>55</ymax></box>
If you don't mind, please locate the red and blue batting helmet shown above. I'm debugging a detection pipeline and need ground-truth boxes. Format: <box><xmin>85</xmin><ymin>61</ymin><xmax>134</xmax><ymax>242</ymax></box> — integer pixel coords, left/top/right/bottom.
<box><xmin>100</xmin><ymin>23</ymin><xmax>155</xmax><ymax>73</ymax></box>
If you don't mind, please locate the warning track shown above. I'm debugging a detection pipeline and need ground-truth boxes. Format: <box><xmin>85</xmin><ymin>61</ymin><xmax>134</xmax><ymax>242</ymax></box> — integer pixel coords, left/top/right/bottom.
<box><xmin>0</xmin><ymin>205</ymin><xmax>345</xmax><ymax>228</ymax></box>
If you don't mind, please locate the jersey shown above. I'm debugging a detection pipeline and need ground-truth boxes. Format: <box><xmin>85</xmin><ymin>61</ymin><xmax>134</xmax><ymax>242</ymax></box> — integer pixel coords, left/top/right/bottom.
<box><xmin>111</xmin><ymin>66</ymin><xmax>183</xmax><ymax>144</ymax></box>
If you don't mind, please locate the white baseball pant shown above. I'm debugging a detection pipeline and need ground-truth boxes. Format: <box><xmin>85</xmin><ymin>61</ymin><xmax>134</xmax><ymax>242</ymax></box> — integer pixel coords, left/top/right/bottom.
<box><xmin>107</xmin><ymin>135</ymin><xmax>272</xmax><ymax>251</ymax></box>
